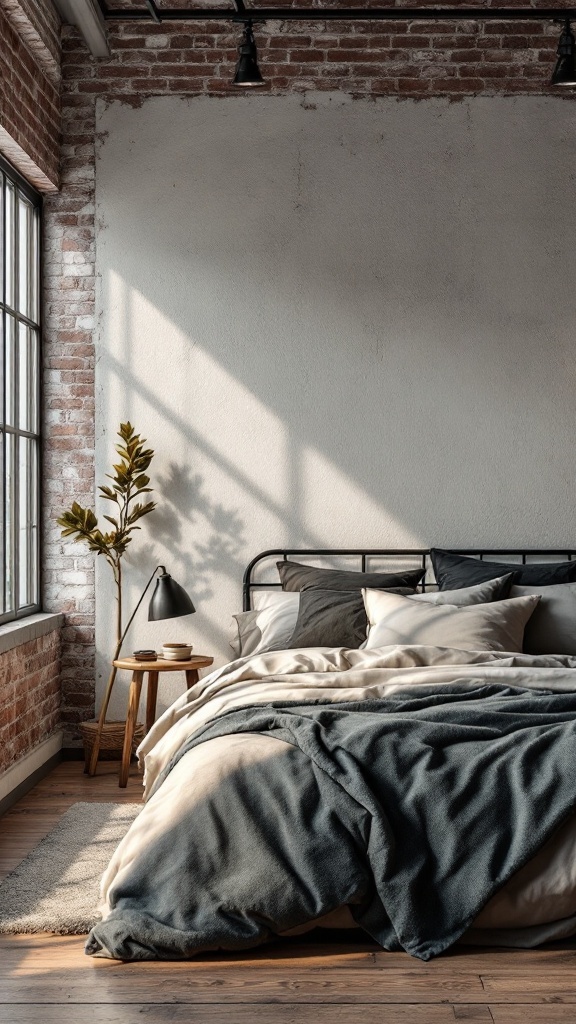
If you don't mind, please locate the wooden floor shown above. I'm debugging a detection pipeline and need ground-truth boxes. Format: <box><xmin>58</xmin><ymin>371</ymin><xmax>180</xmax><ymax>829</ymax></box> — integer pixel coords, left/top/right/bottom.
<box><xmin>1</xmin><ymin>763</ymin><xmax>576</xmax><ymax>1023</ymax></box>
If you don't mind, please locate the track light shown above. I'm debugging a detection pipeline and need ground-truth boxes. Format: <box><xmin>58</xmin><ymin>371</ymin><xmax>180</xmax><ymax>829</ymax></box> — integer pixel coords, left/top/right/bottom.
<box><xmin>551</xmin><ymin>18</ymin><xmax>576</xmax><ymax>87</ymax></box>
<box><xmin>233</xmin><ymin>21</ymin><xmax>264</xmax><ymax>87</ymax></box>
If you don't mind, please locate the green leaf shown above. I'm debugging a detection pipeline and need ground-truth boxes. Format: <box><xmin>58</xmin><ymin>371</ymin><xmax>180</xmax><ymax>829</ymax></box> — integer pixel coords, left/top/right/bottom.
<box><xmin>126</xmin><ymin>500</ymin><xmax>156</xmax><ymax>526</ymax></box>
<box><xmin>59</xmin><ymin>420</ymin><xmax>156</xmax><ymax>576</ymax></box>
<box><xmin>119</xmin><ymin>422</ymin><xmax>134</xmax><ymax>441</ymax></box>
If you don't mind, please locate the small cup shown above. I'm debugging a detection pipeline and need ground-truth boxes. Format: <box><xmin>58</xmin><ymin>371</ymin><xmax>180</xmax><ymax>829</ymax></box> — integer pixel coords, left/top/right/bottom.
<box><xmin>161</xmin><ymin>642</ymin><xmax>193</xmax><ymax>661</ymax></box>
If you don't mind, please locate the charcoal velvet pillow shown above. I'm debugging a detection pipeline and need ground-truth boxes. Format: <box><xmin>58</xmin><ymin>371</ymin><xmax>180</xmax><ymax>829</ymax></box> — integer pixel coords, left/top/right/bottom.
<box><xmin>286</xmin><ymin>587</ymin><xmax>413</xmax><ymax>650</ymax></box>
<box><xmin>277</xmin><ymin>560</ymin><xmax>425</xmax><ymax>593</ymax></box>
<box><xmin>409</xmin><ymin>575</ymin><xmax>514</xmax><ymax>606</ymax></box>
<box><xmin>431</xmin><ymin>549</ymin><xmax>576</xmax><ymax>591</ymax></box>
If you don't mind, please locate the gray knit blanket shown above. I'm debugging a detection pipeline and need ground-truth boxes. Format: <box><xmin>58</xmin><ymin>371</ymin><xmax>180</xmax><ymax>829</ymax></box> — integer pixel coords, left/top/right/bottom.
<box><xmin>86</xmin><ymin>682</ymin><xmax>576</xmax><ymax>960</ymax></box>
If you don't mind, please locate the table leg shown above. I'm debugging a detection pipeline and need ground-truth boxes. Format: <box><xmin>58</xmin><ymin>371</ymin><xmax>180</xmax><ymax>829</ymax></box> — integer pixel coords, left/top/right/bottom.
<box><xmin>145</xmin><ymin>671</ymin><xmax>159</xmax><ymax>733</ymax></box>
<box><xmin>185</xmin><ymin>669</ymin><xmax>199</xmax><ymax>689</ymax></box>
<box><xmin>120</xmin><ymin>670</ymin><xmax>144</xmax><ymax>788</ymax></box>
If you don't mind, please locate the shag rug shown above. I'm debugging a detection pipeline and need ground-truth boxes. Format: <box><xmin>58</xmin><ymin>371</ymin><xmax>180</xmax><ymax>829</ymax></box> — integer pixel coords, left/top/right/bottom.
<box><xmin>0</xmin><ymin>801</ymin><xmax>140</xmax><ymax>934</ymax></box>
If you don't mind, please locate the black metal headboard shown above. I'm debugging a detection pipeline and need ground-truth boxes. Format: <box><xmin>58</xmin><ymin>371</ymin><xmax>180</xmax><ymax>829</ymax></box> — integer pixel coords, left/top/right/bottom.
<box><xmin>242</xmin><ymin>548</ymin><xmax>576</xmax><ymax>611</ymax></box>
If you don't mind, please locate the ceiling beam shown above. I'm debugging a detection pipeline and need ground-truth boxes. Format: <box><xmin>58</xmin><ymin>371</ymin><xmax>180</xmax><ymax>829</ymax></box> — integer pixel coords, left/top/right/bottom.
<box><xmin>54</xmin><ymin>0</ymin><xmax>110</xmax><ymax>56</ymax></box>
<box><xmin>97</xmin><ymin>4</ymin><xmax>576</xmax><ymax>23</ymax></box>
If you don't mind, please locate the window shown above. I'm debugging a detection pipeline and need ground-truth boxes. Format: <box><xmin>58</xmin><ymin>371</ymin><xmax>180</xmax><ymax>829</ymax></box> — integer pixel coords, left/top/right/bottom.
<box><xmin>0</xmin><ymin>157</ymin><xmax>41</xmax><ymax>623</ymax></box>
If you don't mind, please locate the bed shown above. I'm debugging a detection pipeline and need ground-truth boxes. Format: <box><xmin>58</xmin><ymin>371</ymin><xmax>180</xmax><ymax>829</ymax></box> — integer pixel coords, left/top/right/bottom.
<box><xmin>85</xmin><ymin>547</ymin><xmax>576</xmax><ymax>961</ymax></box>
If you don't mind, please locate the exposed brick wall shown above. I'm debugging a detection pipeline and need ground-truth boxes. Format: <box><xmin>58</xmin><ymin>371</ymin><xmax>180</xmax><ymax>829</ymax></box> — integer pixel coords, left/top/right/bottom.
<box><xmin>44</xmin><ymin>4</ymin><xmax>575</xmax><ymax>736</ymax></box>
<box><xmin>0</xmin><ymin>0</ymin><xmax>61</xmax><ymax>79</ymax></box>
<box><xmin>0</xmin><ymin>630</ymin><xmax>61</xmax><ymax>773</ymax></box>
<box><xmin>0</xmin><ymin>2</ymin><xmax>63</xmax><ymax>779</ymax></box>
<box><xmin>0</xmin><ymin>0</ymin><xmax>60</xmax><ymax>190</ymax></box>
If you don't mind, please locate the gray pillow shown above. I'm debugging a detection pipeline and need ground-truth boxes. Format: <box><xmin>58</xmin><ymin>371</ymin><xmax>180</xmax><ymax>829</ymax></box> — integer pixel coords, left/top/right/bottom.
<box><xmin>431</xmin><ymin>549</ymin><xmax>576</xmax><ymax>591</ymax></box>
<box><xmin>277</xmin><ymin>560</ymin><xmax>425</xmax><ymax>593</ymax></box>
<box><xmin>512</xmin><ymin>583</ymin><xmax>576</xmax><ymax>656</ymax></box>
<box><xmin>363</xmin><ymin>589</ymin><xmax>540</xmax><ymax>653</ymax></box>
<box><xmin>287</xmin><ymin>587</ymin><xmax>413</xmax><ymax>650</ymax></box>
<box><xmin>232</xmin><ymin>592</ymin><xmax>300</xmax><ymax>657</ymax></box>
<box><xmin>409</xmin><ymin>575</ymin><xmax>513</xmax><ymax>606</ymax></box>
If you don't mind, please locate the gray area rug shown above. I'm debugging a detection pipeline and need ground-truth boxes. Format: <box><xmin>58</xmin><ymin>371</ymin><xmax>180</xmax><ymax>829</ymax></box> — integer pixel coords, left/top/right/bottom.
<box><xmin>0</xmin><ymin>801</ymin><xmax>140</xmax><ymax>934</ymax></box>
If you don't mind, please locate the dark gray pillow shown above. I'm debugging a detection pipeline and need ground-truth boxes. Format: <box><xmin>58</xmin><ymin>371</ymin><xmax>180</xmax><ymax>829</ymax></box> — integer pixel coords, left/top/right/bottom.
<box><xmin>286</xmin><ymin>587</ymin><xmax>413</xmax><ymax>650</ymax></box>
<box><xmin>277</xmin><ymin>560</ymin><xmax>425</xmax><ymax>593</ymax></box>
<box><xmin>431</xmin><ymin>549</ymin><xmax>576</xmax><ymax>592</ymax></box>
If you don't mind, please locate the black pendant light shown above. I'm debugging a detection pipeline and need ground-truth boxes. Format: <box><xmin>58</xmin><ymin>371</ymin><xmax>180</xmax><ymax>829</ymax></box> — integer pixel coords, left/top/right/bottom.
<box><xmin>233</xmin><ymin>21</ymin><xmax>264</xmax><ymax>87</ymax></box>
<box><xmin>551</xmin><ymin>18</ymin><xmax>576</xmax><ymax>87</ymax></box>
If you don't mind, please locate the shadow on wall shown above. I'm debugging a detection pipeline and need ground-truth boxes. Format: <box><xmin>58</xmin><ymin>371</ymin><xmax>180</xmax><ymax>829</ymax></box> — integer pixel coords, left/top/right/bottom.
<box><xmin>122</xmin><ymin>463</ymin><xmax>247</xmax><ymax>652</ymax></box>
<box><xmin>94</xmin><ymin>94</ymin><xmax>576</xmax><ymax>665</ymax></box>
<box><xmin>154</xmin><ymin>462</ymin><xmax>247</xmax><ymax>603</ymax></box>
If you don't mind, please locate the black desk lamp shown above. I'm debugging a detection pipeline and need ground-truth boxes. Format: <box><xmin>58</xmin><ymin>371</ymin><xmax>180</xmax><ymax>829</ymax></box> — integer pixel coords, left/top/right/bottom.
<box><xmin>122</xmin><ymin>564</ymin><xmax>195</xmax><ymax>642</ymax></box>
<box><xmin>88</xmin><ymin>565</ymin><xmax>195</xmax><ymax>776</ymax></box>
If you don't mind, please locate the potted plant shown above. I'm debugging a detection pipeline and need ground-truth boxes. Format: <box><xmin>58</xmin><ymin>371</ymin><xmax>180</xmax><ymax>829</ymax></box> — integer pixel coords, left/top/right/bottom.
<box><xmin>58</xmin><ymin>422</ymin><xmax>157</xmax><ymax>768</ymax></box>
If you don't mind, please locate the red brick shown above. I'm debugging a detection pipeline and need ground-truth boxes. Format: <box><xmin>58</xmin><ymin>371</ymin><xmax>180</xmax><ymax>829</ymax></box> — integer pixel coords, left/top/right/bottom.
<box><xmin>0</xmin><ymin>629</ymin><xmax>62</xmax><ymax>773</ymax></box>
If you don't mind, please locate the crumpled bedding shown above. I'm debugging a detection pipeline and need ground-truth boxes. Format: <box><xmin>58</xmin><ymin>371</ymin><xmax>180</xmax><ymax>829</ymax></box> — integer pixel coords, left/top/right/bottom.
<box><xmin>85</xmin><ymin>645</ymin><xmax>576</xmax><ymax>960</ymax></box>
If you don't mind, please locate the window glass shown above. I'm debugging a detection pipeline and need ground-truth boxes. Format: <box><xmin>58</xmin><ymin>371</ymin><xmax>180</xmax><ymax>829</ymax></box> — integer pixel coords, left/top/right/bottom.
<box><xmin>5</xmin><ymin>183</ymin><xmax>15</xmax><ymax>311</ymax></box>
<box><xmin>0</xmin><ymin>160</ymin><xmax>41</xmax><ymax>621</ymax></box>
<box><xmin>4</xmin><ymin>315</ymin><xmax>15</xmax><ymax>428</ymax></box>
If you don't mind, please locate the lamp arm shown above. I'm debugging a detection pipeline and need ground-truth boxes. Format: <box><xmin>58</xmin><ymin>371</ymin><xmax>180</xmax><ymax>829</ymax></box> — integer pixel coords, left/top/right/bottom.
<box><xmin>88</xmin><ymin>563</ymin><xmax>168</xmax><ymax>778</ymax></box>
<box><xmin>118</xmin><ymin>564</ymin><xmax>167</xmax><ymax>652</ymax></box>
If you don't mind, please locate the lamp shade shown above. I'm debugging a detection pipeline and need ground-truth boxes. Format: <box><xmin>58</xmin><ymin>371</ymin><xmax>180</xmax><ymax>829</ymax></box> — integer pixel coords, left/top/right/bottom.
<box><xmin>552</xmin><ymin>20</ymin><xmax>576</xmax><ymax>86</ymax></box>
<box><xmin>148</xmin><ymin>570</ymin><xmax>196</xmax><ymax>622</ymax></box>
<box><xmin>233</xmin><ymin>24</ymin><xmax>264</xmax><ymax>87</ymax></box>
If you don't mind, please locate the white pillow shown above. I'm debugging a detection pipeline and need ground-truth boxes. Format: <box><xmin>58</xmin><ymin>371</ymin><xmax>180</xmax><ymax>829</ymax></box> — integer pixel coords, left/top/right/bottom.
<box><xmin>232</xmin><ymin>591</ymin><xmax>300</xmax><ymax>658</ymax></box>
<box><xmin>363</xmin><ymin>589</ymin><xmax>540</xmax><ymax>653</ymax></box>
<box><xmin>408</xmin><ymin>575</ymin><xmax>511</xmax><ymax>606</ymax></box>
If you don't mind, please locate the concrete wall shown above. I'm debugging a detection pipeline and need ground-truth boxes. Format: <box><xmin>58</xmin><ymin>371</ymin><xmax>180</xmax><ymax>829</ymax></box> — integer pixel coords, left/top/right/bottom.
<box><xmin>94</xmin><ymin>93</ymin><xmax>576</xmax><ymax>716</ymax></box>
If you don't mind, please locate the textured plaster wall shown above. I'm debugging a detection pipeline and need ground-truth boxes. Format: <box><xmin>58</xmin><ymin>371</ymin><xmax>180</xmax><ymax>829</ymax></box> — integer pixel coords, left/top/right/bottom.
<box><xmin>95</xmin><ymin>93</ymin><xmax>576</xmax><ymax>716</ymax></box>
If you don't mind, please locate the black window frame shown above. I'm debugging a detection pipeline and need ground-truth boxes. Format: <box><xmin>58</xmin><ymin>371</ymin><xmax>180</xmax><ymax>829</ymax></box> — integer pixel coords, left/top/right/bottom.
<box><xmin>0</xmin><ymin>154</ymin><xmax>42</xmax><ymax>625</ymax></box>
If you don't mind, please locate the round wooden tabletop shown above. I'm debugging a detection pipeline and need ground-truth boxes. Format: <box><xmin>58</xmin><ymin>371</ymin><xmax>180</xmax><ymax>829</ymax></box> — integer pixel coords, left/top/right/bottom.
<box><xmin>113</xmin><ymin>654</ymin><xmax>214</xmax><ymax>672</ymax></box>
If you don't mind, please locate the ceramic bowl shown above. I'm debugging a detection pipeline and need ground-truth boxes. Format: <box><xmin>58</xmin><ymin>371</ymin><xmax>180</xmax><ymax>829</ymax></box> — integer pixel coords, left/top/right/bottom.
<box><xmin>161</xmin><ymin>642</ymin><xmax>192</xmax><ymax>660</ymax></box>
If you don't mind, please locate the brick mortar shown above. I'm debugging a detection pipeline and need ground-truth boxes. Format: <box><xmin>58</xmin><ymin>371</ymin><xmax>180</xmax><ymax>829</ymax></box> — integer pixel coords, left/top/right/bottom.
<box><xmin>44</xmin><ymin>11</ymin><xmax>575</xmax><ymax>732</ymax></box>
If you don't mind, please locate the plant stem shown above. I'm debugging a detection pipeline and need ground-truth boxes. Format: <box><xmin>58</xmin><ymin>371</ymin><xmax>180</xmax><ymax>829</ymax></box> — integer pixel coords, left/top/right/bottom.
<box><xmin>116</xmin><ymin>557</ymin><xmax>122</xmax><ymax>648</ymax></box>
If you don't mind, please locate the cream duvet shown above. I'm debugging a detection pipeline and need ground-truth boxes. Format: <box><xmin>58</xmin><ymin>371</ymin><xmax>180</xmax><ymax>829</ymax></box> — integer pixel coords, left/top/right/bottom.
<box><xmin>87</xmin><ymin>645</ymin><xmax>576</xmax><ymax>959</ymax></box>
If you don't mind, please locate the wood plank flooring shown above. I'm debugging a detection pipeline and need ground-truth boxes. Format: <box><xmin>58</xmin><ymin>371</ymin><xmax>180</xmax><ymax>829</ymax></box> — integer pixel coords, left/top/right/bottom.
<box><xmin>1</xmin><ymin>761</ymin><xmax>575</xmax><ymax>1023</ymax></box>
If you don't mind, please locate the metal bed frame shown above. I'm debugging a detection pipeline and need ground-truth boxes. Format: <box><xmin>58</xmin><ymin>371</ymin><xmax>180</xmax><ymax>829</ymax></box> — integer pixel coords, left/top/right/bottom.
<box><xmin>242</xmin><ymin>548</ymin><xmax>576</xmax><ymax>610</ymax></box>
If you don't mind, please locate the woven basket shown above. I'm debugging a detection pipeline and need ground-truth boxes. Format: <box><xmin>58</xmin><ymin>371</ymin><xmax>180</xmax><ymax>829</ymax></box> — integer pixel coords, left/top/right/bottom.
<box><xmin>80</xmin><ymin>720</ymin><xmax>145</xmax><ymax>769</ymax></box>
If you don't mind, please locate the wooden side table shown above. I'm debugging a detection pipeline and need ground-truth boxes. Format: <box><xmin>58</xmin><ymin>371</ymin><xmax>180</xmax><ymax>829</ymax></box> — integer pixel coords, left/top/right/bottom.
<box><xmin>113</xmin><ymin>654</ymin><xmax>214</xmax><ymax>787</ymax></box>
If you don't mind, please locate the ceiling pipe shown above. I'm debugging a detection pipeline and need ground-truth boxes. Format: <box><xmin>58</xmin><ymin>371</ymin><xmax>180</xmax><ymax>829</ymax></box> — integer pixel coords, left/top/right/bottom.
<box><xmin>96</xmin><ymin>4</ymin><xmax>576</xmax><ymax>23</ymax></box>
<box><xmin>55</xmin><ymin>0</ymin><xmax>110</xmax><ymax>56</ymax></box>
<box><xmin>145</xmin><ymin>0</ymin><xmax>163</xmax><ymax>23</ymax></box>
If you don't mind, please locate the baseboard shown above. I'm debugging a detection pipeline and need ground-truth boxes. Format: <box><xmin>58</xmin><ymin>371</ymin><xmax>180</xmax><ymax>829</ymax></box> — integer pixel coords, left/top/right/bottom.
<box><xmin>0</xmin><ymin>732</ymin><xmax>63</xmax><ymax>817</ymax></box>
<box><xmin>61</xmin><ymin>747</ymin><xmax>85</xmax><ymax>761</ymax></box>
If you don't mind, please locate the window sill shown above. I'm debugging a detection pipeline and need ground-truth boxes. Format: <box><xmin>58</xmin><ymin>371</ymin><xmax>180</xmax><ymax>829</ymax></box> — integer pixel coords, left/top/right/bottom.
<box><xmin>0</xmin><ymin>612</ymin><xmax>65</xmax><ymax>656</ymax></box>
